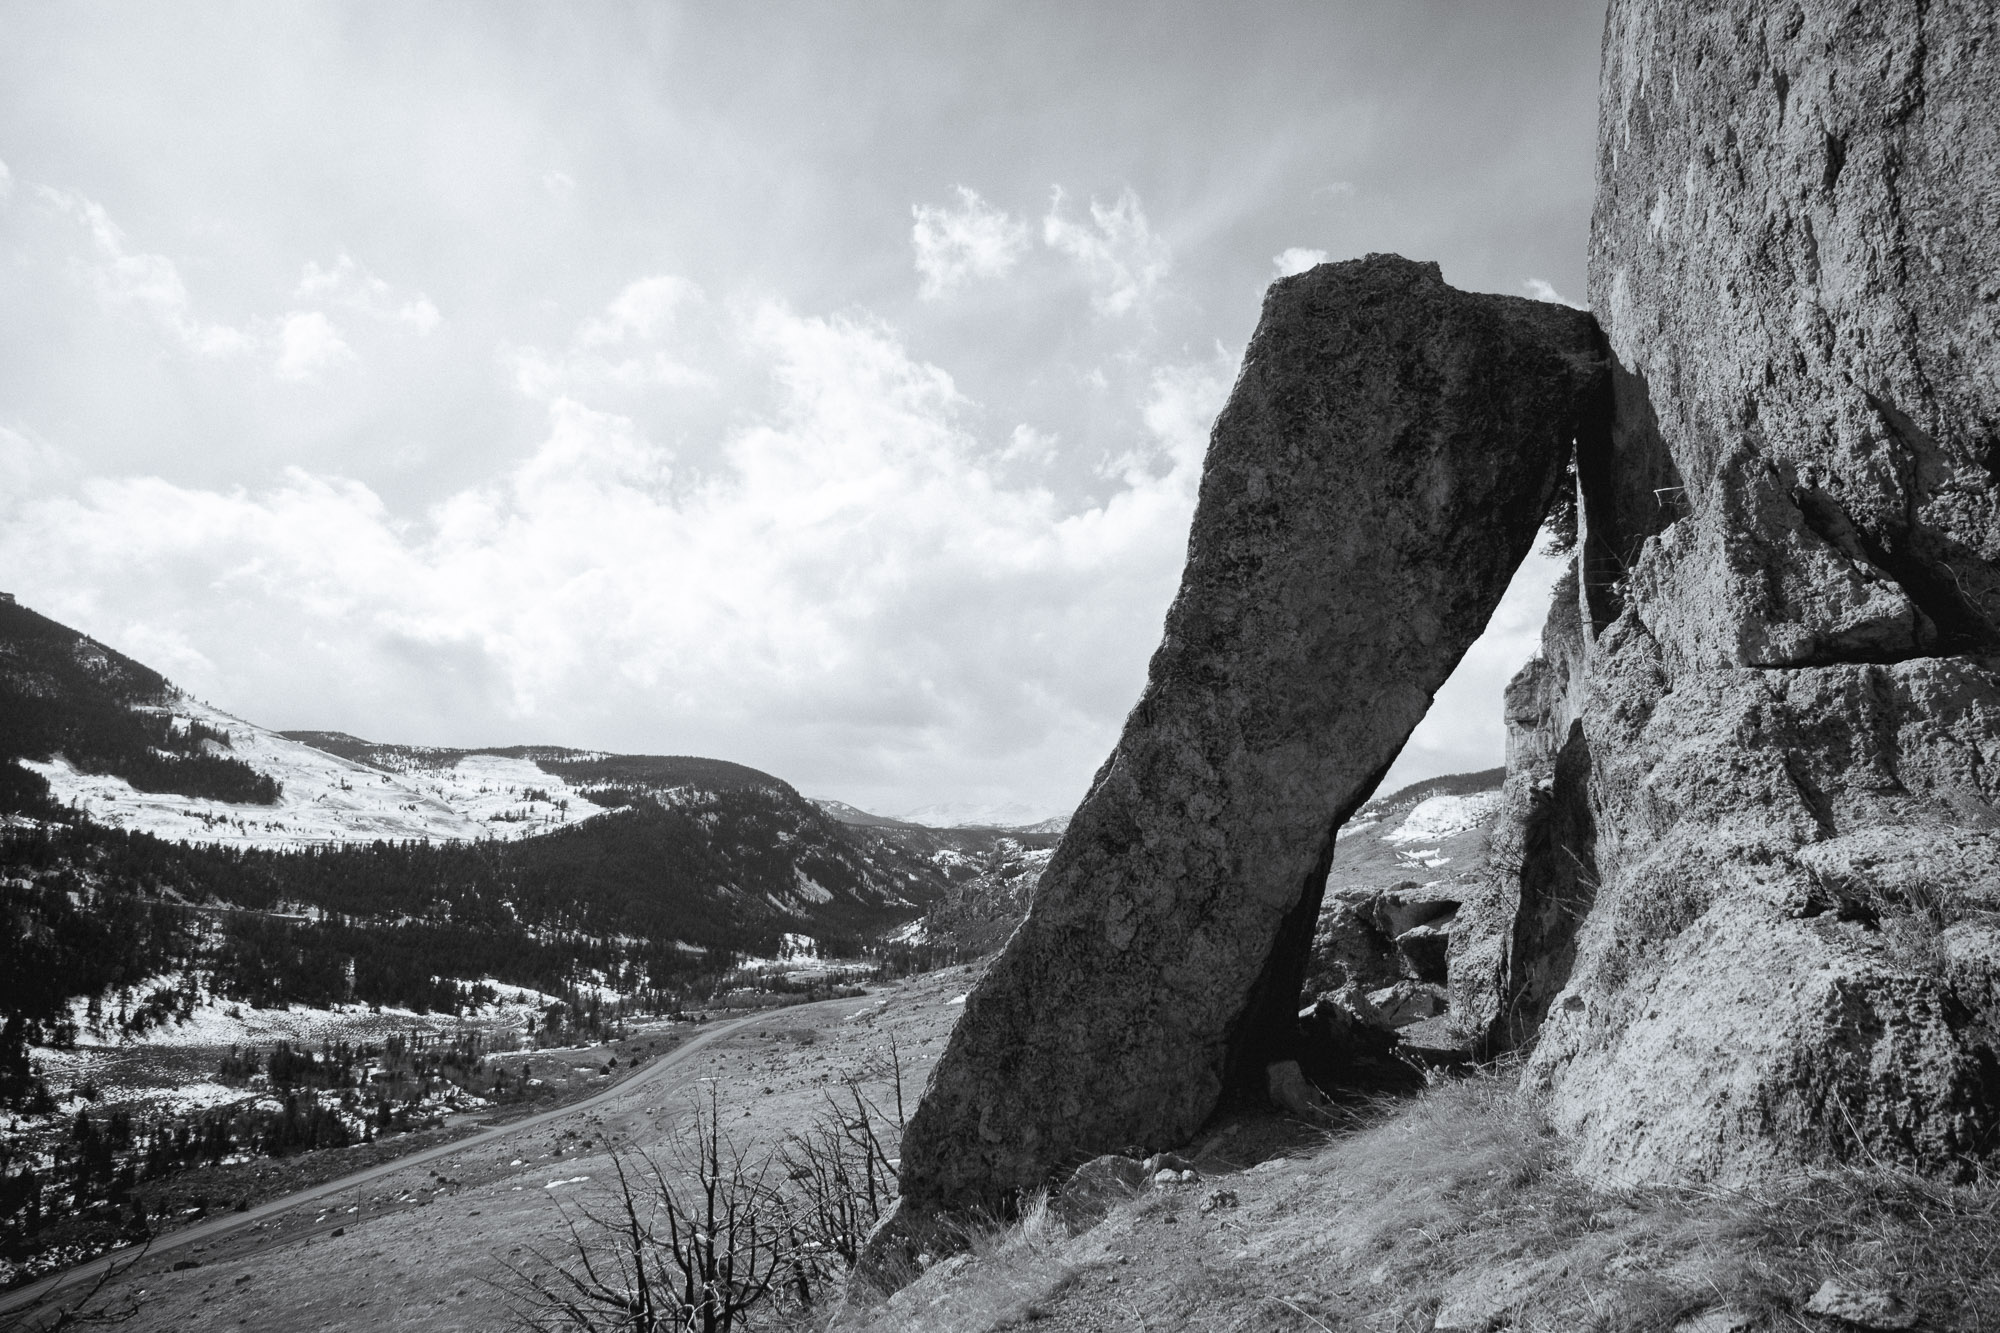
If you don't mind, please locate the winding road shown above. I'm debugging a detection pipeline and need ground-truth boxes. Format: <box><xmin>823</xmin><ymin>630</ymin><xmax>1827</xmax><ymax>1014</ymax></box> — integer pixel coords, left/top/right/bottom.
<box><xmin>0</xmin><ymin>999</ymin><xmax>854</xmax><ymax>1326</ymax></box>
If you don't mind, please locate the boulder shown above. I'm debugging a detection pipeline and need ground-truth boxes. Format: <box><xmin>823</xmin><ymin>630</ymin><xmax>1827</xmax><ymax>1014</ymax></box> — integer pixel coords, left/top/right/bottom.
<box><xmin>1297</xmin><ymin>991</ymin><xmax>1423</xmax><ymax>1093</ymax></box>
<box><xmin>1500</xmin><ymin>0</ymin><xmax>2000</xmax><ymax>1184</ymax></box>
<box><xmin>1370</xmin><ymin>884</ymin><xmax>1458</xmax><ymax>940</ymax></box>
<box><xmin>1306</xmin><ymin>893</ymin><xmax>1402</xmax><ymax>993</ymax></box>
<box><xmin>857</xmin><ymin>254</ymin><xmax>1607</xmax><ymax>1284</ymax></box>
<box><xmin>1392</xmin><ymin>920</ymin><xmax>1452</xmax><ymax>985</ymax></box>
<box><xmin>1366</xmin><ymin>980</ymin><xmax>1448</xmax><ymax>1028</ymax></box>
<box><xmin>1046</xmin><ymin>1153</ymin><xmax>1148</xmax><ymax>1235</ymax></box>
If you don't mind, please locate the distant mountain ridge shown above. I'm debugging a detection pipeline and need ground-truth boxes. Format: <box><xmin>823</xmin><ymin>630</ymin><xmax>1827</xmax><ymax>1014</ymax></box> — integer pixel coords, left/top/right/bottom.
<box><xmin>814</xmin><ymin>797</ymin><xmax>1070</xmax><ymax>833</ymax></box>
<box><xmin>0</xmin><ymin>596</ymin><xmax>968</xmax><ymax>1032</ymax></box>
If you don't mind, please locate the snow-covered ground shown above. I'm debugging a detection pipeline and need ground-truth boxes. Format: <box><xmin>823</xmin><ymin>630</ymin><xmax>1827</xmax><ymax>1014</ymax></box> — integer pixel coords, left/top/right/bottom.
<box><xmin>50</xmin><ymin>972</ymin><xmax>495</xmax><ymax>1053</ymax></box>
<box><xmin>22</xmin><ymin>696</ymin><xmax>612</xmax><ymax>850</ymax></box>
<box><xmin>1384</xmin><ymin>791</ymin><xmax>1505</xmax><ymax>846</ymax></box>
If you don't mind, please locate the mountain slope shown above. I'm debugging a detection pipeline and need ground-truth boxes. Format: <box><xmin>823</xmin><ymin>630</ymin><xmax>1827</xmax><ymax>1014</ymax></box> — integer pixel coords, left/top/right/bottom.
<box><xmin>0</xmin><ymin>597</ymin><xmax>954</xmax><ymax>1031</ymax></box>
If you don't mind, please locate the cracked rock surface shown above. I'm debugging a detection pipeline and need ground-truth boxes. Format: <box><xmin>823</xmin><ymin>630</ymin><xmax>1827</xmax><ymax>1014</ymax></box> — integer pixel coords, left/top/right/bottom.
<box><xmin>1459</xmin><ymin>0</ymin><xmax>2000</xmax><ymax>1185</ymax></box>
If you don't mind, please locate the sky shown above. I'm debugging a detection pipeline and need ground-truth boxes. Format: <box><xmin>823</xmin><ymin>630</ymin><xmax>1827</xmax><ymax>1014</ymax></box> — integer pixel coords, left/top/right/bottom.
<box><xmin>0</xmin><ymin>1</ymin><xmax>1607</xmax><ymax>820</ymax></box>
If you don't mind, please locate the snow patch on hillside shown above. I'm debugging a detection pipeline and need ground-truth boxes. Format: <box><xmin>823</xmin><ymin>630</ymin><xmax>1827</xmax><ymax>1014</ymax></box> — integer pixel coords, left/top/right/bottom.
<box><xmin>1385</xmin><ymin>792</ymin><xmax>1504</xmax><ymax>846</ymax></box>
<box><xmin>23</xmin><ymin>696</ymin><xmax>611</xmax><ymax>850</ymax></box>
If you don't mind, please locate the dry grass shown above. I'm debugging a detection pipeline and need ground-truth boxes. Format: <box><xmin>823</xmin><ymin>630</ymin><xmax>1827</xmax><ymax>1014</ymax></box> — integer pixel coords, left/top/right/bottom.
<box><xmin>1236</xmin><ymin>1067</ymin><xmax>2000</xmax><ymax>1331</ymax></box>
<box><xmin>848</xmin><ymin>1068</ymin><xmax>2000</xmax><ymax>1333</ymax></box>
<box><xmin>829</xmin><ymin>1190</ymin><xmax>1081</xmax><ymax>1333</ymax></box>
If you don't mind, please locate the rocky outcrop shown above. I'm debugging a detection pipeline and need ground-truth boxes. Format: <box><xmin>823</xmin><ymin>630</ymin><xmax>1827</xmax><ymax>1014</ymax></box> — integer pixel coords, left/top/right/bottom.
<box><xmin>865</xmin><ymin>255</ymin><xmax>1606</xmax><ymax>1266</ymax></box>
<box><xmin>1466</xmin><ymin>0</ymin><xmax>2000</xmax><ymax>1184</ymax></box>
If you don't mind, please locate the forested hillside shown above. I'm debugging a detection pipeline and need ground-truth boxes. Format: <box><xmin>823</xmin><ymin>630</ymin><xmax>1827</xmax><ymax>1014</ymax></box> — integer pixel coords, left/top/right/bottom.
<box><xmin>0</xmin><ymin>600</ymin><xmax>279</xmax><ymax>815</ymax></box>
<box><xmin>0</xmin><ymin>600</ymin><xmax>960</xmax><ymax>1097</ymax></box>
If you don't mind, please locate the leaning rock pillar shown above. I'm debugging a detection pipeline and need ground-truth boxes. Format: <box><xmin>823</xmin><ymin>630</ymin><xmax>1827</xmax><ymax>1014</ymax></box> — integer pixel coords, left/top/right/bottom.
<box><xmin>860</xmin><ymin>254</ymin><xmax>1608</xmax><ymax>1289</ymax></box>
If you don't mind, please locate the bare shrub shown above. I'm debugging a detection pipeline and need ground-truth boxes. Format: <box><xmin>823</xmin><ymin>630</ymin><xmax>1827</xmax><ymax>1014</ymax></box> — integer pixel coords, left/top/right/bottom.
<box><xmin>780</xmin><ymin>1079</ymin><xmax>901</xmax><ymax>1289</ymax></box>
<box><xmin>504</xmin><ymin>1083</ymin><xmax>788</xmax><ymax>1333</ymax></box>
<box><xmin>503</xmin><ymin>1046</ymin><xmax>910</xmax><ymax>1328</ymax></box>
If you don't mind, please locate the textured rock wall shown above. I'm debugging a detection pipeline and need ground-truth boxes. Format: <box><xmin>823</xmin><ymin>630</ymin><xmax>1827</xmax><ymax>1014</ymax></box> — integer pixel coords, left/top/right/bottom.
<box><xmin>885</xmin><ymin>255</ymin><xmax>1606</xmax><ymax>1230</ymax></box>
<box><xmin>1504</xmin><ymin>0</ymin><xmax>2000</xmax><ymax>1185</ymax></box>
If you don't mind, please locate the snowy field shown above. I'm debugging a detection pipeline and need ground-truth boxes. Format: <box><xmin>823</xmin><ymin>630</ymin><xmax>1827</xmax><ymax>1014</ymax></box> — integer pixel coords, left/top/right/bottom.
<box><xmin>22</xmin><ymin>696</ymin><xmax>612</xmax><ymax>850</ymax></box>
<box><xmin>7</xmin><ymin>973</ymin><xmax>567</xmax><ymax>1139</ymax></box>
<box><xmin>1383</xmin><ymin>791</ymin><xmax>1505</xmax><ymax>846</ymax></box>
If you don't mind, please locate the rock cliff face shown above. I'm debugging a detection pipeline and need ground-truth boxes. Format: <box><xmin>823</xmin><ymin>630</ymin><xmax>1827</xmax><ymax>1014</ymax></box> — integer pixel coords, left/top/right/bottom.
<box><xmin>883</xmin><ymin>256</ymin><xmax>1606</xmax><ymax>1230</ymax></box>
<box><xmin>866</xmin><ymin>3</ymin><xmax>2000</xmax><ymax>1287</ymax></box>
<box><xmin>1457</xmin><ymin>0</ymin><xmax>2000</xmax><ymax>1184</ymax></box>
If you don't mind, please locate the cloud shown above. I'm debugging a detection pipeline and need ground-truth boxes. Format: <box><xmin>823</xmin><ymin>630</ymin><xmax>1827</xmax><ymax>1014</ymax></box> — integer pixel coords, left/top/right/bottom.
<box><xmin>1002</xmin><ymin>424</ymin><xmax>1058</xmax><ymax>465</ymax></box>
<box><xmin>911</xmin><ymin>187</ymin><xmax>1030</xmax><ymax>300</ymax></box>
<box><xmin>578</xmin><ymin>274</ymin><xmax>702</xmax><ymax>346</ymax></box>
<box><xmin>1042</xmin><ymin>187</ymin><xmax>1172</xmax><ymax>317</ymax></box>
<box><xmin>0</xmin><ymin>425</ymin><xmax>75</xmax><ymax>515</ymax></box>
<box><xmin>295</xmin><ymin>253</ymin><xmax>441</xmax><ymax>334</ymax></box>
<box><xmin>512</xmin><ymin>275</ymin><xmax>713</xmax><ymax>399</ymax></box>
<box><xmin>542</xmin><ymin>170</ymin><xmax>577</xmax><ymax>202</ymax></box>
<box><xmin>40</xmin><ymin>185</ymin><xmax>254</xmax><ymax>358</ymax></box>
<box><xmin>1522</xmin><ymin>277</ymin><xmax>1586</xmax><ymax>309</ymax></box>
<box><xmin>1273</xmin><ymin>247</ymin><xmax>1329</xmax><ymax>277</ymax></box>
<box><xmin>273</xmin><ymin>310</ymin><xmax>355</xmax><ymax>382</ymax></box>
<box><xmin>0</xmin><ymin>158</ymin><xmax>12</xmax><ymax>203</ymax></box>
<box><xmin>1</xmin><ymin>299</ymin><xmax>1232</xmax><ymax>809</ymax></box>
<box><xmin>37</xmin><ymin>188</ymin><xmax>403</xmax><ymax>381</ymax></box>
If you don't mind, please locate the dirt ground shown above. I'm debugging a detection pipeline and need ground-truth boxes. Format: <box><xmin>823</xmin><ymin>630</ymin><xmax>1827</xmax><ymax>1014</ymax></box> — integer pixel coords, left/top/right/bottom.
<box><xmin>18</xmin><ymin>965</ymin><xmax>981</xmax><ymax>1333</ymax></box>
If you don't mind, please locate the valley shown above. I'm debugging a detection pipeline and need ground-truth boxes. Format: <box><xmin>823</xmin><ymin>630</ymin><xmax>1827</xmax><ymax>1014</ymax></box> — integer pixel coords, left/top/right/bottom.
<box><xmin>0</xmin><ymin>594</ymin><xmax>1057</xmax><ymax>1301</ymax></box>
<box><xmin>2</xmin><ymin>967</ymin><xmax>975</xmax><ymax>1330</ymax></box>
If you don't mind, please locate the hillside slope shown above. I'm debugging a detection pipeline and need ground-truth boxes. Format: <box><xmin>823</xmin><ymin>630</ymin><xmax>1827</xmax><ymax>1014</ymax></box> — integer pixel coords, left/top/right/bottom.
<box><xmin>0</xmin><ymin>598</ymin><xmax>956</xmax><ymax>1030</ymax></box>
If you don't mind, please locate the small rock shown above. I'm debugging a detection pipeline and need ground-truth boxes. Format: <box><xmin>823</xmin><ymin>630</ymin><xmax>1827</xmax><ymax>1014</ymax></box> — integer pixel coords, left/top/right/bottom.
<box><xmin>1803</xmin><ymin>1278</ymin><xmax>1917</xmax><ymax>1330</ymax></box>
<box><xmin>1198</xmin><ymin>1189</ymin><xmax>1239</xmax><ymax>1214</ymax></box>
<box><xmin>1365</xmin><ymin>980</ymin><xmax>1448</xmax><ymax>1028</ymax></box>
<box><xmin>1675</xmin><ymin>1311</ymin><xmax>1755</xmax><ymax>1333</ymax></box>
<box><xmin>1152</xmin><ymin>1169</ymin><xmax>1181</xmax><ymax>1187</ymax></box>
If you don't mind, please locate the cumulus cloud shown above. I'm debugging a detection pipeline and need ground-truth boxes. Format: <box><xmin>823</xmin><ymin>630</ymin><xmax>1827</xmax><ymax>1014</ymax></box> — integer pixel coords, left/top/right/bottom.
<box><xmin>273</xmin><ymin>310</ymin><xmax>355</xmax><ymax>382</ymax></box>
<box><xmin>296</xmin><ymin>253</ymin><xmax>441</xmax><ymax>334</ymax></box>
<box><xmin>2</xmin><ymin>293</ymin><xmax>1235</xmax><ymax>806</ymax></box>
<box><xmin>40</xmin><ymin>185</ymin><xmax>254</xmax><ymax>358</ymax></box>
<box><xmin>578</xmin><ymin>274</ymin><xmax>701</xmax><ymax>346</ymax></box>
<box><xmin>1042</xmin><ymin>187</ymin><xmax>1172</xmax><ymax>317</ymax></box>
<box><xmin>1522</xmin><ymin>277</ymin><xmax>1586</xmax><ymax>309</ymax></box>
<box><xmin>36</xmin><ymin>188</ymin><xmax>404</xmax><ymax>381</ymax></box>
<box><xmin>911</xmin><ymin>187</ymin><xmax>1030</xmax><ymax>299</ymax></box>
<box><xmin>1002</xmin><ymin>424</ymin><xmax>1059</xmax><ymax>466</ymax></box>
<box><xmin>1273</xmin><ymin>247</ymin><xmax>1329</xmax><ymax>277</ymax></box>
<box><xmin>512</xmin><ymin>274</ymin><xmax>713</xmax><ymax>399</ymax></box>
